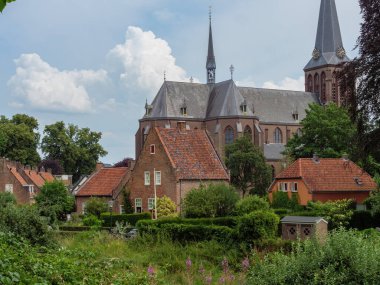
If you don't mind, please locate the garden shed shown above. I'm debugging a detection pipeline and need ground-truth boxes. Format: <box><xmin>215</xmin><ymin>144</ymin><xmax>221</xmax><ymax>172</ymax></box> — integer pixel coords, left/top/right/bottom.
<box><xmin>281</xmin><ymin>216</ymin><xmax>328</xmax><ymax>241</ymax></box>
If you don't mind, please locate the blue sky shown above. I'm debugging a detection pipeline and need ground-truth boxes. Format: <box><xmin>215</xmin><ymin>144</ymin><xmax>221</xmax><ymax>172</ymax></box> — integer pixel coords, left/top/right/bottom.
<box><xmin>0</xmin><ymin>0</ymin><xmax>361</xmax><ymax>163</ymax></box>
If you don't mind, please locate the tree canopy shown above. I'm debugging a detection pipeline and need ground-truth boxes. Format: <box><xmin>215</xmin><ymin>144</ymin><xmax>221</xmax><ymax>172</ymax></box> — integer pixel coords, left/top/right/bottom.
<box><xmin>0</xmin><ymin>114</ymin><xmax>41</xmax><ymax>166</ymax></box>
<box><xmin>225</xmin><ymin>136</ymin><xmax>272</xmax><ymax>197</ymax></box>
<box><xmin>285</xmin><ymin>103</ymin><xmax>356</xmax><ymax>160</ymax></box>
<box><xmin>41</xmin><ymin>121</ymin><xmax>107</xmax><ymax>182</ymax></box>
<box><xmin>0</xmin><ymin>0</ymin><xmax>15</xmax><ymax>12</ymax></box>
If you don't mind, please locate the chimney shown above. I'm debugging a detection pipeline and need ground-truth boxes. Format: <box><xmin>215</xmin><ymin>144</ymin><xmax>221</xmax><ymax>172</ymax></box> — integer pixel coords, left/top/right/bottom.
<box><xmin>312</xmin><ymin>153</ymin><xmax>320</xmax><ymax>163</ymax></box>
<box><xmin>342</xmin><ymin>153</ymin><xmax>349</xmax><ymax>161</ymax></box>
<box><xmin>177</xmin><ymin>121</ymin><xmax>186</xmax><ymax>133</ymax></box>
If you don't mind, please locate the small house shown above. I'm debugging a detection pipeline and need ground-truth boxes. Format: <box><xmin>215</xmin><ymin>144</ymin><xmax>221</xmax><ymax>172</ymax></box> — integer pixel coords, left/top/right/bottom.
<box><xmin>281</xmin><ymin>216</ymin><xmax>328</xmax><ymax>241</ymax></box>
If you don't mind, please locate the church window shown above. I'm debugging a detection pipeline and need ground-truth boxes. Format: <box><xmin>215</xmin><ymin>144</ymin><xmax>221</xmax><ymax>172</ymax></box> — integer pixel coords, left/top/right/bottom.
<box><xmin>274</xmin><ymin>128</ymin><xmax>283</xmax><ymax>144</ymax></box>
<box><xmin>307</xmin><ymin>75</ymin><xmax>313</xmax><ymax>92</ymax></box>
<box><xmin>244</xmin><ymin>126</ymin><xmax>252</xmax><ymax>141</ymax></box>
<box><xmin>314</xmin><ymin>73</ymin><xmax>320</xmax><ymax>93</ymax></box>
<box><xmin>225</xmin><ymin>126</ymin><xmax>234</xmax><ymax>145</ymax></box>
<box><xmin>240</xmin><ymin>100</ymin><xmax>248</xmax><ymax>114</ymax></box>
<box><xmin>321</xmin><ymin>72</ymin><xmax>327</xmax><ymax>104</ymax></box>
<box><xmin>332</xmin><ymin>72</ymin><xmax>337</xmax><ymax>104</ymax></box>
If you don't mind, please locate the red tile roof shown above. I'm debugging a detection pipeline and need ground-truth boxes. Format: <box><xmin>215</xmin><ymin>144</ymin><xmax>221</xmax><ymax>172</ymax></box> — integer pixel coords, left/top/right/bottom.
<box><xmin>39</xmin><ymin>172</ymin><xmax>55</xmax><ymax>183</ymax></box>
<box><xmin>8</xmin><ymin>166</ymin><xmax>28</xmax><ymax>186</ymax></box>
<box><xmin>276</xmin><ymin>158</ymin><xmax>377</xmax><ymax>192</ymax></box>
<box><xmin>156</xmin><ymin>128</ymin><xmax>229</xmax><ymax>180</ymax></box>
<box><xmin>76</xmin><ymin>167</ymin><xmax>128</xmax><ymax>197</ymax></box>
<box><xmin>24</xmin><ymin>170</ymin><xmax>46</xmax><ymax>188</ymax></box>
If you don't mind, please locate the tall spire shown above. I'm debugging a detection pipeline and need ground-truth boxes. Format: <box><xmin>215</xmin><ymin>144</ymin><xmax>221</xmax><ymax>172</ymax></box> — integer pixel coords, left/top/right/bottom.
<box><xmin>304</xmin><ymin>0</ymin><xmax>349</xmax><ymax>71</ymax></box>
<box><xmin>206</xmin><ymin>6</ymin><xmax>216</xmax><ymax>85</ymax></box>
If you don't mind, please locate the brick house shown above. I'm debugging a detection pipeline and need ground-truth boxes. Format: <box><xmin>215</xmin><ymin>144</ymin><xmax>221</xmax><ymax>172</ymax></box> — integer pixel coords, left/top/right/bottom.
<box><xmin>0</xmin><ymin>158</ymin><xmax>55</xmax><ymax>204</ymax></box>
<box><xmin>75</xmin><ymin>167</ymin><xmax>131</xmax><ymax>214</ymax></box>
<box><xmin>128</xmin><ymin>125</ymin><xmax>230</xmax><ymax>213</ymax></box>
<box><xmin>268</xmin><ymin>157</ymin><xmax>377</xmax><ymax>208</ymax></box>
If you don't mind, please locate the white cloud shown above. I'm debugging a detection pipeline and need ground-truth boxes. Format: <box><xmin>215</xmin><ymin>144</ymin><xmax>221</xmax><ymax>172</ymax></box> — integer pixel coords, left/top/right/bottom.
<box><xmin>262</xmin><ymin>76</ymin><xmax>305</xmax><ymax>91</ymax></box>
<box><xmin>8</xmin><ymin>53</ymin><xmax>107</xmax><ymax>113</ymax></box>
<box><xmin>107</xmin><ymin>26</ymin><xmax>191</xmax><ymax>99</ymax></box>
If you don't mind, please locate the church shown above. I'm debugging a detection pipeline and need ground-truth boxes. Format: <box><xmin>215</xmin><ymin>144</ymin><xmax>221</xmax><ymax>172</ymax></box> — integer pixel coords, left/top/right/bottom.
<box><xmin>135</xmin><ymin>0</ymin><xmax>349</xmax><ymax>174</ymax></box>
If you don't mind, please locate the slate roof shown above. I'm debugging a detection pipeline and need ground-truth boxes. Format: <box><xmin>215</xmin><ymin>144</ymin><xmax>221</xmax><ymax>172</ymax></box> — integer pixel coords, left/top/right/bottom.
<box><xmin>24</xmin><ymin>170</ymin><xmax>46</xmax><ymax>188</ymax></box>
<box><xmin>276</xmin><ymin>158</ymin><xmax>377</xmax><ymax>192</ymax></box>
<box><xmin>264</xmin><ymin>144</ymin><xmax>285</xmax><ymax>161</ymax></box>
<box><xmin>281</xmin><ymin>216</ymin><xmax>327</xmax><ymax>224</ymax></box>
<box><xmin>156</xmin><ymin>127</ymin><xmax>229</xmax><ymax>180</ymax></box>
<box><xmin>304</xmin><ymin>0</ymin><xmax>349</xmax><ymax>70</ymax></box>
<box><xmin>76</xmin><ymin>167</ymin><xmax>129</xmax><ymax>197</ymax></box>
<box><xmin>145</xmin><ymin>81</ymin><xmax>319</xmax><ymax>124</ymax></box>
<box><xmin>8</xmin><ymin>166</ymin><xmax>28</xmax><ymax>186</ymax></box>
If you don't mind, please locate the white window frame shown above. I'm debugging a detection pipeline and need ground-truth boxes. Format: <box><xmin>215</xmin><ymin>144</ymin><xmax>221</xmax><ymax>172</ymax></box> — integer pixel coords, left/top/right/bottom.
<box><xmin>135</xmin><ymin>198</ymin><xmax>142</xmax><ymax>213</ymax></box>
<box><xmin>82</xmin><ymin>202</ymin><xmax>86</xmax><ymax>215</ymax></box>
<box><xmin>150</xmin><ymin>144</ymin><xmax>155</xmax><ymax>154</ymax></box>
<box><xmin>119</xmin><ymin>205</ymin><xmax>125</xmax><ymax>214</ymax></box>
<box><xmin>291</xmin><ymin>182</ymin><xmax>298</xmax><ymax>192</ymax></box>
<box><xmin>155</xmin><ymin>171</ymin><xmax>161</xmax><ymax>185</ymax></box>
<box><xmin>5</xmin><ymin>184</ymin><xmax>13</xmax><ymax>194</ymax></box>
<box><xmin>278</xmin><ymin>182</ymin><xmax>288</xmax><ymax>192</ymax></box>
<box><xmin>148</xmin><ymin>198</ymin><xmax>155</xmax><ymax>210</ymax></box>
<box><xmin>144</xmin><ymin>171</ymin><xmax>150</xmax><ymax>185</ymax></box>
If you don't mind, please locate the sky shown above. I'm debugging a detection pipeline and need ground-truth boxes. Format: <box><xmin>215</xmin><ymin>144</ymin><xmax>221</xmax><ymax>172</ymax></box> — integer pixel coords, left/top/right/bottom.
<box><xmin>0</xmin><ymin>0</ymin><xmax>362</xmax><ymax>164</ymax></box>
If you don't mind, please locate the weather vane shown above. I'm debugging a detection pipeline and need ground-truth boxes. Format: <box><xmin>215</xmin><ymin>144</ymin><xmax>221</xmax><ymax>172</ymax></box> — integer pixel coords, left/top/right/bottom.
<box><xmin>230</xmin><ymin>64</ymin><xmax>235</xmax><ymax>80</ymax></box>
<box><xmin>164</xmin><ymin>70</ymin><xmax>166</xmax><ymax>81</ymax></box>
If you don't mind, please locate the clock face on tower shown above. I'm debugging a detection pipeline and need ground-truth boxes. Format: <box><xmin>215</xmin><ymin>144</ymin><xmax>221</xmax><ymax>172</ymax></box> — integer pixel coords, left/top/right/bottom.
<box><xmin>208</xmin><ymin>70</ymin><xmax>214</xmax><ymax>80</ymax></box>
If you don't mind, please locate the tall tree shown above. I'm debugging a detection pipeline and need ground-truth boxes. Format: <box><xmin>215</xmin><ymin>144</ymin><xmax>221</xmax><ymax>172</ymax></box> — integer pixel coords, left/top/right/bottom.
<box><xmin>41</xmin><ymin>121</ymin><xmax>107</xmax><ymax>182</ymax></box>
<box><xmin>339</xmin><ymin>0</ymin><xmax>380</xmax><ymax>174</ymax></box>
<box><xmin>225</xmin><ymin>136</ymin><xmax>272</xmax><ymax>197</ymax></box>
<box><xmin>0</xmin><ymin>0</ymin><xmax>15</xmax><ymax>12</ymax></box>
<box><xmin>0</xmin><ymin>114</ymin><xmax>40</xmax><ymax>166</ymax></box>
<box><xmin>285</xmin><ymin>103</ymin><xmax>356</xmax><ymax>160</ymax></box>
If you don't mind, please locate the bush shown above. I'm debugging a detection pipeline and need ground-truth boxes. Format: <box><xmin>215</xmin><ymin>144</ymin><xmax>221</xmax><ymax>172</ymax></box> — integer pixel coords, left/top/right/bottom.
<box><xmin>271</xmin><ymin>191</ymin><xmax>302</xmax><ymax>211</ymax></box>
<box><xmin>0</xmin><ymin>204</ymin><xmax>52</xmax><ymax>246</ymax></box>
<box><xmin>101</xmin><ymin>212</ymin><xmax>151</xmax><ymax>227</ymax></box>
<box><xmin>273</xmin><ymin>208</ymin><xmax>292</xmax><ymax>217</ymax></box>
<box><xmin>157</xmin><ymin>195</ymin><xmax>177</xmax><ymax>218</ymax></box>
<box><xmin>85</xmin><ymin>197</ymin><xmax>109</xmax><ymax>218</ymax></box>
<box><xmin>237</xmin><ymin>210</ymin><xmax>279</xmax><ymax>243</ymax></box>
<box><xmin>236</xmin><ymin>195</ymin><xmax>270</xmax><ymax>216</ymax></box>
<box><xmin>82</xmin><ymin>215</ymin><xmax>102</xmax><ymax>228</ymax></box>
<box><xmin>350</xmin><ymin>210</ymin><xmax>375</xmax><ymax>230</ymax></box>
<box><xmin>35</xmin><ymin>180</ymin><xmax>74</xmax><ymax>224</ymax></box>
<box><xmin>182</xmin><ymin>184</ymin><xmax>239</xmax><ymax>218</ymax></box>
<box><xmin>0</xmin><ymin>192</ymin><xmax>16</xmax><ymax>207</ymax></box>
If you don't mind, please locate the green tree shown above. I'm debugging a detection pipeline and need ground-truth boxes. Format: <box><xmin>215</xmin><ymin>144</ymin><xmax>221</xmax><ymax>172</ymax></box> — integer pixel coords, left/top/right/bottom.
<box><xmin>225</xmin><ymin>136</ymin><xmax>272</xmax><ymax>197</ymax></box>
<box><xmin>122</xmin><ymin>188</ymin><xmax>134</xmax><ymax>214</ymax></box>
<box><xmin>183</xmin><ymin>184</ymin><xmax>239</xmax><ymax>218</ymax></box>
<box><xmin>285</xmin><ymin>103</ymin><xmax>356</xmax><ymax>160</ymax></box>
<box><xmin>0</xmin><ymin>114</ymin><xmax>41</xmax><ymax>166</ymax></box>
<box><xmin>0</xmin><ymin>0</ymin><xmax>15</xmax><ymax>12</ymax></box>
<box><xmin>84</xmin><ymin>197</ymin><xmax>108</xmax><ymax>218</ymax></box>
<box><xmin>157</xmin><ymin>195</ymin><xmax>177</xmax><ymax>218</ymax></box>
<box><xmin>35</xmin><ymin>180</ymin><xmax>74</xmax><ymax>224</ymax></box>
<box><xmin>41</xmin><ymin>121</ymin><xmax>107</xmax><ymax>182</ymax></box>
<box><xmin>236</xmin><ymin>195</ymin><xmax>270</xmax><ymax>216</ymax></box>
<box><xmin>0</xmin><ymin>192</ymin><xmax>16</xmax><ymax>208</ymax></box>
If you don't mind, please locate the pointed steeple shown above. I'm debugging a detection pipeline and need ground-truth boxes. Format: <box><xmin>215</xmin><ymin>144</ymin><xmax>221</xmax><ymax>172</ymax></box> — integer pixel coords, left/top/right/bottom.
<box><xmin>304</xmin><ymin>0</ymin><xmax>349</xmax><ymax>71</ymax></box>
<box><xmin>206</xmin><ymin>7</ymin><xmax>216</xmax><ymax>85</ymax></box>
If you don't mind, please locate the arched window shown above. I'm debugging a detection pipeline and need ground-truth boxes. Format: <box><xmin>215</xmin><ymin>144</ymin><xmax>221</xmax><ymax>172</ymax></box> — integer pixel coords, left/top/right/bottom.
<box><xmin>274</xmin><ymin>128</ymin><xmax>283</xmax><ymax>144</ymax></box>
<box><xmin>307</xmin><ymin>74</ymin><xmax>313</xmax><ymax>92</ymax></box>
<box><xmin>225</xmin><ymin>126</ymin><xmax>234</xmax><ymax>145</ymax></box>
<box><xmin>332</xmin><ymin>71</ymin><xmax>337</xmax><ymax>104</ymax></box>
<box><xmin>314</xmin><ymin>73</ymin><xmax>320</xmax><ymax>94</ymax></box>
<box><xmin>321</xmin><ymin>72</ymin><xmax>326</xmax><ymax>104</ymax></box>
<box><xmin>244</xmin><ymin>126</ymin><xmax>252</xmax><ymax>141</ymax></box>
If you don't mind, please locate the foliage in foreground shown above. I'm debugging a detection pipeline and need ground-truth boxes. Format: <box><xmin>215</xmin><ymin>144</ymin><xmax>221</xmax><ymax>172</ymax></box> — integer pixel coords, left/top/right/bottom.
<box><xmin>247</xmin><ymin>229</ymin><xmax>380</xmax><ymax>285</ymax></box>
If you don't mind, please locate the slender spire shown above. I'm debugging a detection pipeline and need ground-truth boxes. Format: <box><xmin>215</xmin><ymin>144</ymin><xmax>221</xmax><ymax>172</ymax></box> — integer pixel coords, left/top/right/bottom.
<box><xmin>206</xmin><ymin>6</ymin><xmax>216</xmax><ymax>85</ymax></box>
<box><xmin>304</xmin><ymin>0</ymin><xmax>349</xmax><ymax>71</ymax></box>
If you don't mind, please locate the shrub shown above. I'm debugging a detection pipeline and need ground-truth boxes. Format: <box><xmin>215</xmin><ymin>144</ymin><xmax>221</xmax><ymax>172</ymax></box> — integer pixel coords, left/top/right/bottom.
<box><xmin>157</xmin><ymin>195</ymin><xmax>177</xmax><ymax>218</ymax></box>
<box><xmin>182</xmin><ymin>184</ymin><xmax>239</xmax><ymax>218</ymax></box>
<box><xmin>85</xmin><ymin>197</ymin><xmax>109</xmax><ymax>218</ymax></box>
<box><xmin>236</xmin><ymin>195</ymin><xmax>270</xmax><ymax>216</ymax></box>
<box><xmin>35</xmin><ymin>180</ymin><xmax>74</xmax><ymax>224</ymax></box>
<box><xmin>271</xmin><ymin>191</ymin><xmax>302</xmax><ymax>211</ymax></box>
<box><xmin>122</xmin><ymin>188</ymin><xmax>134</xmax><ymax>214</ymax></box>
<box><xmin>273</xmin><ymin>208</ymin><xmax>291</xmax><ymax>217</ymax></box>
<box><xmin>0</xmin><ymin>192</ymin><xmax>16</xmax><ymax>208</ymax></box>
<box><xmin>350</xmin><ymin>210</ymin><xmax>374</xmax><ymax>230</ymax></box>
<box><xmin>237</xmin><ymin>210</ymin><xmax>279</xmax><ymax>243</ymax></box>
<box><xmin>365</xmin><ymin>190</ymin><xmax>380</xmax><ymax>215</ymax></box>
<box><xmin>101</xmin><ymin>212</ymin><xmax>151</xmax><ymax>227</ymax></box>
<box><xmin>82</xmin><ymin>215</ymin><xmax>102</xmax><ymax>228</ymax></box>
<box><xmin>0</xmin><ymin>204</ymin><xmax>52</xmax><ymax>246</ymax></box>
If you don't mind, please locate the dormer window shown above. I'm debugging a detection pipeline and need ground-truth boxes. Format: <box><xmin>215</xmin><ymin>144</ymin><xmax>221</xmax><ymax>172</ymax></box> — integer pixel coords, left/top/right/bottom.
<box><xmin>145</xmin><ymin>100</ymin><xmax>152</xmax><ymax>116</ymax></box>
<box><xmin>354</xmin><ymin>177</ymin><xmax>363</xmax><ymax>186</ymax></box>
<box><xmin>180</xmin><ymin>106</ymin><xmax>187</xmax><ymax>116</ymax></box>
<box><xmin>240</xmin><ymin>100</ymin><xmax>247</xmax><ymax>114</ymax></box>
<box><xmin>150</xmin><ymin>144</ymin><xmax>155</xmax><ymax>154</ymax></box>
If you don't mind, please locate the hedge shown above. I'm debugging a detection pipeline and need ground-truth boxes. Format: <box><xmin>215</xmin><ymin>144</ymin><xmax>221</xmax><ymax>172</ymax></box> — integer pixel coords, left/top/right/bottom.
<box><xmin>59</xmin><ymin>226</ymin><xmax>112</xmax><ymax>232</ymax></box>
<box><xmin>100</xmin><ymin>212</ymin><xmax>151</xmax><ymax>227</ymax></box>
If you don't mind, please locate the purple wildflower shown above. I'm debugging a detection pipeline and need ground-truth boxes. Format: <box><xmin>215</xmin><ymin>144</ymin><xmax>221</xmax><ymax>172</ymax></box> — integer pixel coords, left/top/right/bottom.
<box><xmin>147</xmin><ymin>265</ymin><xmax>155</xmax><ymax>278</ymax></box>
<box><xmin>219</xmin><ymin>276</ymin><xmax>225</xmax><ymax>284</ymax></box>
<box><xmin>186</xmin><ymin>256</ymin><xmax>192</xmax><ymax>271</ymax></box>
<box><xmin>205</xmin><ymin>275</ymin><xmax>212</xmax><ymax>285</ymax></box>
<box><xmin>221</xmin><ymin>257</ymin><xmax>229</xmax><ymax>274</ymax></box>
<box><xmin>199</xmin><ymin>264</ymin><xmax>205</xmax><ymax>275</ymax></box>
<box><xmin>242</xmin><ymin>257</ymin><xmax>250</xmax><ymax>272</ymax></box>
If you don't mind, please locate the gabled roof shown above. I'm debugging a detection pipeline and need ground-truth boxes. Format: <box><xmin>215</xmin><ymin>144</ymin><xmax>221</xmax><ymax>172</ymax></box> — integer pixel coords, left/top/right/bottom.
<box><xmin>304</xmin><ymin>0</ymin><xmax>349</xmax><ymax>70</ymax></box>
<box><xmin>156</xmin><ymin>127</ymin><xmax>229</xmax><ymax>180</ymax></box>
<box><xmin>76</xmin><ymin>167</ymin><xmax>129</xmax><ymax>197</ymax></box>
<box><xmin>24</xmin><ymin>170</ymin><xmax>46</xmax><ymax>188</ymax></box>
<box><xmin>281</xmin><ymin>216</ymin><xmax>328</xmax><ymax>224</ymax></box>
<box><xmin>8</xmin><ymin>166</ymin><xmax>28</xmax><ymax>186</ymax></box>
<box><xmin>276</xmin><ymin>158</ymin><xmax>377</xmax><ymax>192</ymax></box>
<box><xmin>39</xmin><ymin>172</ymin><xmax>55</xmax><ymax>183</ymax></box>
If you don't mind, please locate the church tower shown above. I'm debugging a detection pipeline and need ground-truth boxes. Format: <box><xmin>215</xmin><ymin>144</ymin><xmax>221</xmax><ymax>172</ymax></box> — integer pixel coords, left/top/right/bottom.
<box><xmin>304</xmin><ymin>0</ymin><xmax>349</xmax><ymax>105</ymax></box>
<box><xmin>206</xmin><ymin>9</ymin><xmax>216</xmax><ymax>86</ymax></box>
